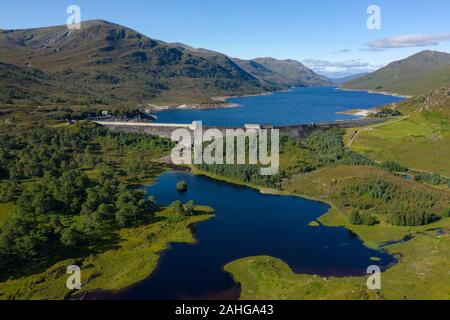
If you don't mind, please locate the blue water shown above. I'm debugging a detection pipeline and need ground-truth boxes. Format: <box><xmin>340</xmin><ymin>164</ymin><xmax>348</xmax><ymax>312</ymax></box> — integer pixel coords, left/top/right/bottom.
<box><xmin>106</xmin><ymin>172</ymin><xmax>395</xmax><ymax>300</ymax></box>
<box><xmin>154</xmin><ymin>87</ymin><xmax>404</xmax><ymax>126</ymax></box>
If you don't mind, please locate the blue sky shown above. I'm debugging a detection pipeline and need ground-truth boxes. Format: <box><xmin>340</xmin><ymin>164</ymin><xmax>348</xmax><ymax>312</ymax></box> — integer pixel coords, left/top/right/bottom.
<box><xmin>1</xmin><ymin>0</ymin><xmax>450</xmax><ymax>77</ymax></box>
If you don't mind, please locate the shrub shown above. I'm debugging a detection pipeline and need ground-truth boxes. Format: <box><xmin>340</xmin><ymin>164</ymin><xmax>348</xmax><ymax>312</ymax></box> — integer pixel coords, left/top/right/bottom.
<box><xmin>361</xmin><ymin>214</ymin><xmax>378</xmax><ymax>226</ymax></box>
<box><xmin>336</xmin><ymin>178</ymin><xmax>444</xmax><ymax>227</ymax></box>
<box><xmin>414</xmin><ymin>172</ymin><xmax>450</xmax><ymax>186</ymax></box>
<box><xmin>349</xmin><ymin>210</ymin><xmax>378</xmax><ymax>226</ymax></box>
<box><xmin>389</xmin><ymin>210</ymin><xmax>439</xmax><ymax>226</ymax></box>
<box><xmin>381</xmin><ymin>161</ymin><xmax>408</xmax><ymax>173</ymax></box>
<box><xmin>184</xmin><ymin>200</ymin><xmax>195</xmax><ymax>216</ymax></box>
<box><xmin>443</xmin><ymin>208</ymin><xmax>450</xmax><ymax>218</ymax></box>
<box><xmin>176</xmin><ymin>181</ymin><xmax>188</xmax><ymax>192</ymax></box>
<box><xmin>170</xmin><ymin>200</ymin><xmax>185</xmax><ymax>215</ymax></box>
<box><xmin>349</xmin><ymin>210</ymin><xmax>363</xmax><ymax>225</ymax></box>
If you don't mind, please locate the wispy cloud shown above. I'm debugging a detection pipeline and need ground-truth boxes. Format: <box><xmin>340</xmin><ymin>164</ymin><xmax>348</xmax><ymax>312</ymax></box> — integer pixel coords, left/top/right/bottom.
<box><xmin>367</xmin><ymin>34</ymin><xmax>450</xmax><ymax>49</ymax></box>
<box><xmin>333</xmin><ymin>49</ymin><xmax>351</xmax><ymax>55</ymax></box>
<box><xmin>302</xmin><ymin>59</ymin><xmax>379</xmax><ymax>78</ymax></box>
<box><xmin>359</xmin><ymin>47</ymin><xmax>385</xmax><ymax>52</ymax></box>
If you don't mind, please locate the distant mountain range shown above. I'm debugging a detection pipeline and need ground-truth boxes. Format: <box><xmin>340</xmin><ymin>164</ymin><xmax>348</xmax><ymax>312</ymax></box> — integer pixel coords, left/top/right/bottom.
<box><xmin>2</xmin><ymin>20</ymin><xmax>449</xmax><ymax>109</ymax></box>
<box><xmin>0</xmin><ymin>20</ymin><xmax>329</xmax><ymax>109</ymax></box>
<box><xmin>330</xmin><ymin>73</ymin><xmax>370</xmax><ymax>84</ymax></box>
<box><xmin>232</xmin><ymin>57</ymin><xmax>331</xmax><ymax>89</ymax></box>
<box><xmin>344</xmin><ymin>50</ymin><xmax>450</xmax><ymax>95</ymax></box>
<box><xmin>171</xmin><ymin>46</ymin><xmax>332</xmax><ymax>90</ymax></box>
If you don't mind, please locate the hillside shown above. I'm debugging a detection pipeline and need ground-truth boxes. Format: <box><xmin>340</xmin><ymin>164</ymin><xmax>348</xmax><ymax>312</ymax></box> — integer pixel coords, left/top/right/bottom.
<box><xmin>344</xmin><ymin>50</ymin><xmax>450</xmax><ymax>96</ymax></box>
<box><xmin>233</xmin><ymin>57</ymin><xmax>332</xmax><ymax>89</ymax></box>
<box><xmin>346</xmin><ymin>87</ymin><xmax>450</xmax><ymax>176</ymax></box>
<box><xmin>0</xmin><ymin>20</ymin><xmax>265</xmax><ymax>108</ymax></box>
<box><xmin>0</xmin><ymin>20</ymin><xmax>332</xmax><ymax>110</ymax></box>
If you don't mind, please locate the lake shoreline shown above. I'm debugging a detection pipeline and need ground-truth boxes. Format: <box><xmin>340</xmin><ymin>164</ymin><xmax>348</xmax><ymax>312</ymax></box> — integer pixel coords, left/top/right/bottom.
<box><xmin>152</xmin><ymin>86</ymin><xmax>404</xmax><ymax>126</ymax></box>
<box><xmin>339</xmin><ymin>87</ymin><xmax>413</xmax><ymax>99</ymax></box>
<box><xmin>336</xmin><ymin>108</ymin><xmax>377</xmax><ymax>117</ymax></box>
<box><xmin>145</xmin><ymin>88</ymin><xmax>290</xmax><ymax>113</ymax></box>
<box><xmin>149</xmin><ymin>85</ymin><xmax>408</xmax><ymax>114</ymax></box>
<box><xmin>95</xmin><ymin>169</ymin><xmax>395</xmax><ymax>300</ymax></box>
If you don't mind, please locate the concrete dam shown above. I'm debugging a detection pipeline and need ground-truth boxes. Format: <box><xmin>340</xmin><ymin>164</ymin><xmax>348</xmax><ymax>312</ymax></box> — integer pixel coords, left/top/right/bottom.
<box><xmin>94</xmin><ymin>118</ymin><xmax>387</xmax><ymax>140</ymax></box>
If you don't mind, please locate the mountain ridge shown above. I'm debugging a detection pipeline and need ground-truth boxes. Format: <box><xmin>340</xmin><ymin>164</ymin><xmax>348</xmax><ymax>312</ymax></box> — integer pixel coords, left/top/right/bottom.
<box><xmin>0</xmin><ymin>20</ymin><xmax>328</xmax><ymax>109</ymax></box>
<box><xmin>0</xmin><ymin>19</ymin><xmax>263</xmax><ymax>108</ymax></box>
<box><xmin>343</xmin><ymin>50</ymin><xmax>450</xmax><ymax>96</ymax></box>
<box><xmin>232</xmin><ymin>57</ymin><xmax>332</xmax><ymax>89</ymax></box>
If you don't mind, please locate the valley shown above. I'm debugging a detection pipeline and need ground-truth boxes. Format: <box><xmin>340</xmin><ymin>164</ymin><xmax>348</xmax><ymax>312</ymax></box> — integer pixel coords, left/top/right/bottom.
<box><xmin>0</xmin><ymin>12</ymin><xmax>449</xmax><ymax>302</ymax></box>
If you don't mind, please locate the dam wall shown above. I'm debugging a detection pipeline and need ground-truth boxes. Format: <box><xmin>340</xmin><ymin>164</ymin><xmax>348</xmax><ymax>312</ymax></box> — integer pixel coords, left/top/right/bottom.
<box><xmin>95</xmin><ymin>118</ymin><xmax>387</xmax><ymax>140</ymax></box>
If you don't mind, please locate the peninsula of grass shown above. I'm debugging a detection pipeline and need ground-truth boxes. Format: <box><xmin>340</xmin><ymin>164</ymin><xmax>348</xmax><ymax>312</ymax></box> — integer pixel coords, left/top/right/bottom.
<box><xmin>225</xmin><ymin>228</ymin><xmax>450</xmax><ymax>300</ymax></box>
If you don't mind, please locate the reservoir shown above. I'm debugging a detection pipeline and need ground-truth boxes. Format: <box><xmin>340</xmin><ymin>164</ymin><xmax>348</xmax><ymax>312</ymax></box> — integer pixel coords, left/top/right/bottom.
<box><xmin>111</xmin><ymin>172</ymin><xmax>396</xmax><ymax>300</ymax></box>
<box><xmin>153</xmin><ymin>87</ymin><xmax>404</xmax><ymax>126</ymax></box>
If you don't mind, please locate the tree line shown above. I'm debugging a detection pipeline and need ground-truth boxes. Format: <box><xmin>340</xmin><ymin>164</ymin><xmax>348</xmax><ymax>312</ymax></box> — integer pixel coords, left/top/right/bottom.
<box><xmin>334</xmin><ymin>178</ymin><xmax>448</xmax><ymax>226</ymax></box>
<box><xmin>196</xmin><ymin>129</ymin><xmax>374</xmax><ymax>187</ymax></box>
<box><xmin>0</xmin><ymin>122</ymin><xmax>173</xmax><ymax>277</ymax></box>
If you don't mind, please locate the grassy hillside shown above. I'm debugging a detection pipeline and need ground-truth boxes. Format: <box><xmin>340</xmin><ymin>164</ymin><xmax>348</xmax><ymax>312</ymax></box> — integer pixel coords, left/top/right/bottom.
<box><xmin>346</xmin><ymin>87</ymin><xmax>450</xmax><ymax>176</ymax></box>
<box><xmin>344</xmin><ymin>50</ymin><xmax>450</xmax><ymax>96</ymax></box>
<box><xmin>396</xmin><ymin>63</ymin><xmax>450</xmax><ymax>94</ymax></box>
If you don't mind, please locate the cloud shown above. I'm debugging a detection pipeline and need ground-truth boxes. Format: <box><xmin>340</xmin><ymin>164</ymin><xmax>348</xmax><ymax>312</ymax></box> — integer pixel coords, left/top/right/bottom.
<box><xmin>359</xmin><ymin>47</ymin><xmax>385</xmax><ymax>52</ymax></box>
<box><xmin>333</xmin><ymin>49</ymin><xmax>351</xmax><ymax>55</ymax></box>
<box><xmin>367</xmin><ymin>34</ymin><xmax>450</xmax><ymax>49</ymax></box>
<box><xmin>302</xmin><ymin>59</ymin><xmax>379</xmax><ymax>78</ymax></box>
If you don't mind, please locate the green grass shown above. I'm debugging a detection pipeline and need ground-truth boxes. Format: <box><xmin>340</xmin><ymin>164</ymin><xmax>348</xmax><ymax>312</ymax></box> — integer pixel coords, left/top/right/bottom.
<box><xmin>308</xmin><ymin>221</ymin><xmax>320</xmax><ymax>227</ymax></box>
<box><xmin>226</xmin><ymin>256</ymin><xmax>373</xmax><ymax>300</ymax></box>
<box><xmin>0</xmin><ymin>203</ymin><xmax>14</xmax><ymax>228</ymax></box>
<box><xmin>345</xmin><ymin>88</ymin><xmax>450</xmax><ymax>177</ymax></box>
<box><xmin>318</xmin><ymin>204</ymin><xmax>450</xmax><ymax>248</ymax></box>
<box><xmin>225</xmin><ymin>229</ymin><xmax>450</xmax><ymax>300</ymax></box>
<box><xmin>0</xmin><ymin>205</ymin><xmax>214</xmax><ymax>300</ymax></box>
<box><xmin>346</xmin><ymin>111</ymin><xmax>450</xmax><ymax>177</ymax></box>
<box><xmin>283</xmin><ymin>165</ymin><xmax>449</xmax><ymax>247</ymax></box>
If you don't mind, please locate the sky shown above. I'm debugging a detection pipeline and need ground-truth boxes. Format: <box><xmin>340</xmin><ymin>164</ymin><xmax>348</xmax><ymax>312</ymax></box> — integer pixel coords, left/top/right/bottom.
<box><xmin>1</xmin><ymin>0</ymin><xmax>450</xmax><ymax>78</ymax></box>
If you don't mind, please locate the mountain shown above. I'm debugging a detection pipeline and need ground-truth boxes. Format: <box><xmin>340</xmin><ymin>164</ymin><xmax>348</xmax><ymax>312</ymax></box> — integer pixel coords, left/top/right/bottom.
<box><xmin>344</xmin><ymin>50</ymin><xmax>450</xmax><ymax>95</ymax></box>
<box><xmin>0</xmin><ymin>20</ymin><xmax>331</xmax><ymax>110</ymax></box>
<box><xmin>232</xmin><ymin>57</ymin><xmax>332</xmax><ymax>89</ymax></box>
<box><xmin>172</xmin><ymin>46</ymin><xmax>331</xmax><ymax>89</ymax></box>
<box><xmin>0</xmin><ymin>20</ymin><xmax>264</xmax><ymax>108</ymax></box>
<box><xmin>330</xmin><ymin>73</ymin><xmax>370</xmax><ymax>84</ymax></box>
